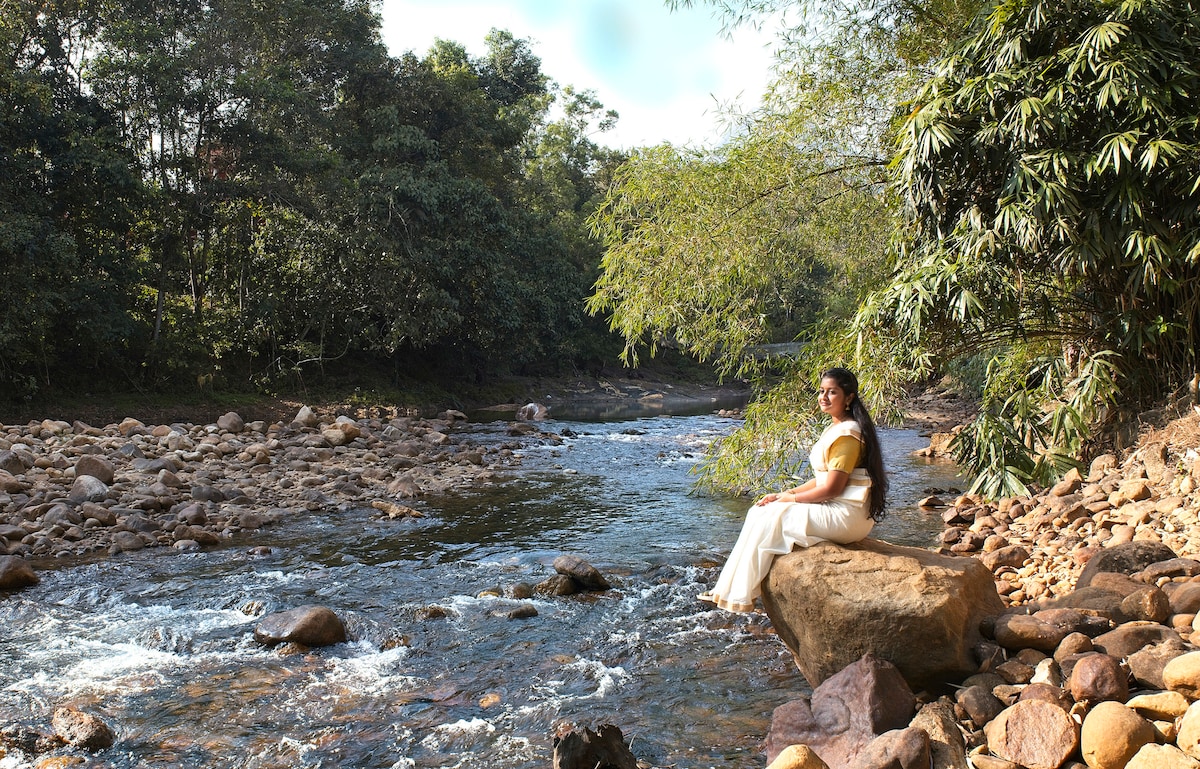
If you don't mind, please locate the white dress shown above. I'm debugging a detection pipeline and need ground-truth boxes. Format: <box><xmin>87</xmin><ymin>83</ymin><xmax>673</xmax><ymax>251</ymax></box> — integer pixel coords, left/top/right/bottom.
<box><xmin>701</xmin><ymin>420</ymin><xmax>874</xmax><ymax>613</ymax></box>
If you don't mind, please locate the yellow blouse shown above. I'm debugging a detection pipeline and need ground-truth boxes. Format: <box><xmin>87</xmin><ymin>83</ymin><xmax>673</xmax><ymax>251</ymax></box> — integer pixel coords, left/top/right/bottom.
<box><xmin>825</xmin><ymin>435</ymin><xmax>863</xmax><ymax>473</ymax></box>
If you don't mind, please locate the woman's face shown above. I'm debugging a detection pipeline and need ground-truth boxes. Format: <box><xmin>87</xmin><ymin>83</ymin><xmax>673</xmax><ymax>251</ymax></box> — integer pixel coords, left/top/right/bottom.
<box><xmin>818</xmin><ymin>377</ymin><xmax>852</xmax><ymax>418</ymax></box>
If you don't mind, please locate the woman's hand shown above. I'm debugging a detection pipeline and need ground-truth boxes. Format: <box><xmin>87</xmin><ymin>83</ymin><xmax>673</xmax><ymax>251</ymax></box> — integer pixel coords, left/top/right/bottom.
<box><xmin>753</xmin><ymin>473</ymin><xmax>846</xmax><ymax>506</ymax></box>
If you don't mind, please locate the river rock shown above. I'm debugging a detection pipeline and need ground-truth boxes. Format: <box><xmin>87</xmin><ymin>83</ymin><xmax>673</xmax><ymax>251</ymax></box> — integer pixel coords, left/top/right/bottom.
<box><xmin>293</xmin><ymin>406</ymin><xmax>319</xmax><ymax>428</ymax></box>
<box><xmin>764</xmin><ymin>654</ymin><xmax>915</xmax><ymax>766</ymax></box>
<box><xmin>253</xmin><ymin>605</ymin><xmax>346</xmax><ymax>647</ymax></box>
<box><xmin>1127</xmin><ymin>744</ymin><xmax>1200</xmax><ymax>769</ymax></box>
<box><xmin>910</xmin><ymin>698</ymin><xmax>968</xmax><ymax>769</ymax></box>
<box><xmin>992</xmin><ymin>613</ymin><xmax>1068</xmax><ymax>652</ymax></box>
<box><xmin>1178</xmin><ymin>700</ymin><xmax>1200</xmax><ymax>759</ymax></box>
<box><xmin>761</xmin><ymin>539</ymin><xmax>1004</xmax><ymax>690</ymax></box>
<box><xmin>0</xmin><ymin>449</ymin><xmax>26</xmax><ymax>474</ymax></box>
<box><xmin>984</xmin><ymin>699</ymin><xmax>1078</xmax><ymax>769</ymax></box>
<box><xmin>847</xmin><ymin>728</ymin><xmax>930</xmax><ymax>769</ymax></box>
<box><xmin>536</xmin><ymin>574</ymin><xmax>579</xmax><ymax>596</ymax></box>
<box><xmin>766</xmin><ymin>744</ymin><xmax>830</xmax><ymax>769</ymax></box>
<box><xmin>1164</xmin><ymin>651</ymin><xmax>1200</xmax><ymax>698</ymax></box>
<box><xmin>553</xmin><ymin>555</ymin><xmax>611</xmax><ymax>591</ymax></box>
<box><xmin>1093</xmin><ymin>621</ymin><xmax>1182</xmax><ymax>658</ymax></box>
<box><xmin>51</xmin><ymin>706</ymin><xmax>115</xmax><ymax>751</ymax></box>
<box><xmin>1127</xmin><ymin>639</ymin><xmax>1190</xmax><ymax>688</ymax></box>
<box><xmin>173</xmin><ymin>525</ymin><xmax>220</xmax><ymax>546</ymax></box>
<box><xmin>1019</xmin><ymin>682</ymin><xmax>1074</xmax><ymax>712</ymax></box>
<box><xmin>1080</xmin><ymin>701</ymin><xmax>1154</xmax><ymax>769</ymax></box>
<box><xmin>1169</xmin><ymin>582</ymin><xmax>1200</xmax><ymax>614</ymax></box>
<box><xmin>0</xmin><ymin>469</ymin><xmax>23</xmax><ymax>493</ymax></box>
<box><xmin>321</xmin><ymin>428</ymin><xmax>350</xmax><ymax>446</ymax></box>
<box><xmin>505</xmin><ymin>603</ymin><xmax>538</xmax><ymax>620</ymax></box>
<box><xmin>1125</xmin><ymin>690</ymin><xmax>1190</xmax><ymax>721</ymax></box>
<box><xmin>0</xmin><ymin>555</ymin><xmax>38</xmax><ymax>590</ymax></box>
<box><xmin>1067</xmin><ymin>652</ymin><xmax>1128</xmax><ymax>704</ymax></box>
<box><xmin>1076</xmin><ymin>541</ymin><xmax>1179</xmax><ymax>588</ymax></box>
<box><xmin>109</xmin><ymin>531</ymin><xmax>146</xmax><ymax>553</ymax></box>
<box><xmin>980</xmin><ymin>545</ymin><xmax>1030</xmax><ymax>572</ymax></box>
<box><xmin>956</xmin><ymin>685</ymin><xmax>1005</xmax><ymax>726</ymax></box>
<box><xmin>1119</xmin><ymin>586</ymin><xmax>1170</xmax><ymax>623</ymax></box>
<box><xmin>74</xmin><ymin>455</ymin><xmax>114</xmax><ymax>485</ymax></box>
<box><xmin>217</xmin><ymin>412</ymin><xmax>244</xmax><ymax>433</ymax></box>
<box><xmin>68</xmin><ymin>474</ymin><xmax>109</xmax><ymax>503</ymax></box>
<box><xmin>551</xmin><ymin>724</ymin><xmax>637</xmax><ymax>769</ymax></box>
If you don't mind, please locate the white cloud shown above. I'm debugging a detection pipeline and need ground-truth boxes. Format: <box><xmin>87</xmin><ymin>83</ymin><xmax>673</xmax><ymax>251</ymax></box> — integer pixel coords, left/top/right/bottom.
<box><xmin>377</xmin><ymin>0</ymin><xmax>777</xmax><ymax>149</ymax></box>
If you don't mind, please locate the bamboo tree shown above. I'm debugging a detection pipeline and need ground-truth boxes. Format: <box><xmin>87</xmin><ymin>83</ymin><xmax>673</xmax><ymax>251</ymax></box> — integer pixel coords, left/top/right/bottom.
<box><xmin>870</xmin><ymin>0</ymin><xmax>1200</xmax><ymax>495</ymax></box>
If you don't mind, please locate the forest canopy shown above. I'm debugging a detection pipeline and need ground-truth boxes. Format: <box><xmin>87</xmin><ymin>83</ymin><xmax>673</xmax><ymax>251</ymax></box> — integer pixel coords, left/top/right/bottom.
<box><xmin>0</xmin><ymin>0</ymin><xmax>625</xmax><ymax>400</ymax></box>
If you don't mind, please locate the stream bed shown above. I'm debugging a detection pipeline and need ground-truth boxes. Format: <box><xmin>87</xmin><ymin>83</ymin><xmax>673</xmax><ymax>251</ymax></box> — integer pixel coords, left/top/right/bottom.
<box><xmin>0</xmin><ymin>411</ymin><xmax>962</xmax><ymax>769</ymax></box>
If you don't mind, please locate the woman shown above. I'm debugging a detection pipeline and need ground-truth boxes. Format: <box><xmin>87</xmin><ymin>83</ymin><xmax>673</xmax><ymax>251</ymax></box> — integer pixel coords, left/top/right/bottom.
<box><xmin>698</xmin><ymin>368</ymin><xmax>888</xmax><ymax>612</ymax></box>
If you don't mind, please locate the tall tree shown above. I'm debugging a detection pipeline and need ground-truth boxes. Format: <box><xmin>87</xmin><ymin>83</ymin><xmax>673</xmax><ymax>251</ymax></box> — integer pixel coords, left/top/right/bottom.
<box><xmin>87</xmin><ymin>0</ymin><xmax>385</xmax><ymax>383</ymax></box>
<box><xmin>588</xmin><ymin>0</ymin><xmax>987</xmax><ymax>491</ymax></box>
<box><xmin>865</xmin><ymin>0</ymin><xmax>1200</xmax><ymax>496</ymax></box>
<box><xmin>0</xmin><ymin>0</ymin><xmax>144</xmax><ymax>397</ymax></box>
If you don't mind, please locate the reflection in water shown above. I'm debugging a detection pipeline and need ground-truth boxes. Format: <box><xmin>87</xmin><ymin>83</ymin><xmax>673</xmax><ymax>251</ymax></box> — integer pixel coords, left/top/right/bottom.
<box><xmin>0</xmin><ymin>412</ymin><xmax>961</xmax><ymax>769</ymax></box>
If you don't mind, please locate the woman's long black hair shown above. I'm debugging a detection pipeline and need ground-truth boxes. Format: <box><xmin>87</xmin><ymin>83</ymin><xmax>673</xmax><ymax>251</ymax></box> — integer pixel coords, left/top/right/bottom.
<box><xmin>822</xmin><ymin>367</ymin><xmax>888</xmax><ymax>521</ymax></box>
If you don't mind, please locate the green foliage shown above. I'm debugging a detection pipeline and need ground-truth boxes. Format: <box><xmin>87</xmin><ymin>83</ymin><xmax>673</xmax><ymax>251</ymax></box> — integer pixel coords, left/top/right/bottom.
<box><xmin>587</xmin><ymin>133</ymin><xmax>892</xmax><ymax>379</ymax></box>
<box><xmin>0</xmin><ymin>0</ymin><xmax>628</xmax><ymax>399</ymax></box>
<box><xmin>869</xmin><ymin>0</ymin><xmax>1200</xmax><ymax>494</ymax></box>
<box><xmin>588</xmin><ymin>0</ymin><xmax>986</xmax><ymax>493</ymax></box>
<box><xmin>0</xmin><ymin>3</ymin><xmax>145</xmax><ymax>398</ymax></box>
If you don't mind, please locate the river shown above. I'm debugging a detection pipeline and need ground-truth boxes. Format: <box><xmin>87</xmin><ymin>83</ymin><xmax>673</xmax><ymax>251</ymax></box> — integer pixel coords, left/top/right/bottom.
<box><xmin>0</xmin><ymin>409</ymin><xmax>962</xmax><ymax>769</ymax></box>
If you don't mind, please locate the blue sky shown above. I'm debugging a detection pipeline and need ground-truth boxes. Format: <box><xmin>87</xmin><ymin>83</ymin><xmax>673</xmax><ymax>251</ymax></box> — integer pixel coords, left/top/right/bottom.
<box><xmin>377</xmin><ymin>0</ymin><xmax>779</xmax><ymax>149</ymax></box>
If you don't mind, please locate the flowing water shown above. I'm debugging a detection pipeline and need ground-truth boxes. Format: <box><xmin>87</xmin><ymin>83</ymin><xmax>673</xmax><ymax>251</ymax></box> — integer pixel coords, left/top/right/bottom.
<box><xmin>0</xmin><ymin>409</ymin><xmax>962</xmax><ymax>769</ymax></box>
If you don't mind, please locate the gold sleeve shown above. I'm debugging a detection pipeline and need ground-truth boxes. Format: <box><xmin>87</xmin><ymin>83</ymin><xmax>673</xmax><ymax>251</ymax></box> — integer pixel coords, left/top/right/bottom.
<box><xmin>825</xmin><ymin>435</ymin><xmax>863</xmax><ymax>473</ymax></box>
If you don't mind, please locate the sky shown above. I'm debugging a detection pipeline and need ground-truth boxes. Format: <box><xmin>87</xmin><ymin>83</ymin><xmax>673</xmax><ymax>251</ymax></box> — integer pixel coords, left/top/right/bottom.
<box><xmin>376</xmin><ymin>0</ymin><xmax>780</xmax><ymax>150</ymax></box>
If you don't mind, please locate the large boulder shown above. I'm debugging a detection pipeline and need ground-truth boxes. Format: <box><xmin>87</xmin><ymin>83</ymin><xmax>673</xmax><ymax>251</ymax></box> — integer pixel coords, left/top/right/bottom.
<box><xmin>553</xmin><ymin>554</ymin><xmax>611</xmax><ymax>591</ymax></box>
<box><xmin>253</xmin><ymin>605</ymin><xmax>346</xmax><ymax>647</ymax></box>
<box><xmin>68</xmin><ymin>474</ymin><xmax>109</xmax><ymax>504</ymax></box>
<box><xmin>1080</xmin><ymin>701</ymin><xmax>1155</xmax><ymax>769</ymax></box>
<box><xmin>216</xmin><ymin>411</ymin><xmax>245</xmax><ymax>433</ymax></box>
<box><xmin>760</xmin><ymin>539</ymin><xmax>1005</xmax><ymax>690</ymax></box>
<box><xmin>764</xmin><ymin>654</ymin><xmax>915</xmax><ymax>766</ymax></box>
<box><xmin>0</xmin><ymin>450</ymin><xmax>26</xmax><ymax>475</ymax></box>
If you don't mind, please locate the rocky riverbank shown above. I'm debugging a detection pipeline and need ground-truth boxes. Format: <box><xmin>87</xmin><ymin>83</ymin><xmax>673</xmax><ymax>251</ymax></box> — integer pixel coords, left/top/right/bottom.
<box><xmin>0</xmin><ymin>405</ymin><xmax>541</xmax><ymax>569</ymax></box>
<box><xmin>756</xmin><ymin>392</ymin><xmax>1200</xmax><ymax>768</ymax></box>
<box><xmin>917</xmin><ymin>399</ymin><xmax>1200</xmax><ymax>768</ymax></box>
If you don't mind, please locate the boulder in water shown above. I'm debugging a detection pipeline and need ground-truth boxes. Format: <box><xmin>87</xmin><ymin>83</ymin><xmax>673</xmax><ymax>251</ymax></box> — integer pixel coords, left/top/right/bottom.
<box><xmin>0</xmin><ymin>555</ymin><xmax>38</xmax><ymax>591</ymax></box>
<box><xmin>552</xmin><ymin>724</ymin><xmax>637</xmax><ymax>769</ymax></box>
<box><xmin>516</xmin><ymin>403</ymin><xmax>548</xmax><ymax>421</ymax></box>
<box><xmin>52</xmin><ymin>706</ymin><xmax>116</xmax><ymax>752</ymax></box>
<box><xmin>254</xmin><ymin>605</ymin><xmax>347</xmax><ymax>648</ymax></box>
<box><xmin>553</xmin><ymin>554</ymin><xmax>611</xmax><ymax>591</ymax></box>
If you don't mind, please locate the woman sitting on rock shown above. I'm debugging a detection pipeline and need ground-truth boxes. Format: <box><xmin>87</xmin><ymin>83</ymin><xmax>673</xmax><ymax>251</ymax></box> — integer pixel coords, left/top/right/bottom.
<box><xmin>699</xmin><ymin>367</ymin><xmax>888</xmax><ymax>612</ymax></box>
